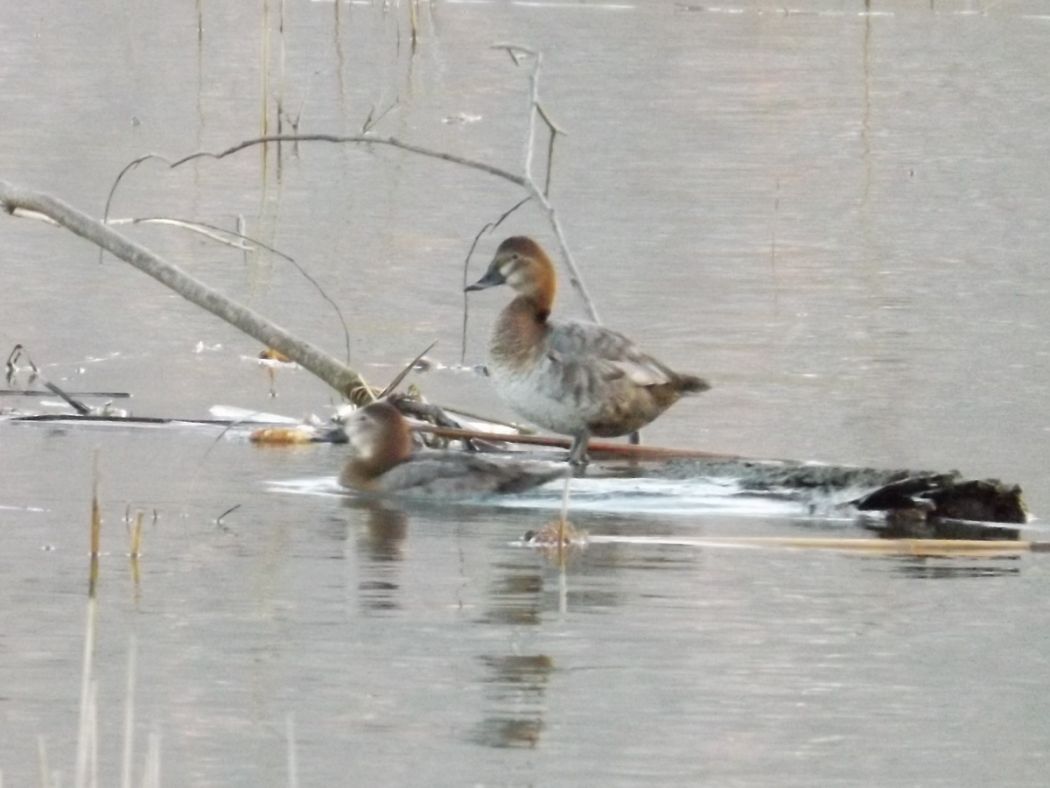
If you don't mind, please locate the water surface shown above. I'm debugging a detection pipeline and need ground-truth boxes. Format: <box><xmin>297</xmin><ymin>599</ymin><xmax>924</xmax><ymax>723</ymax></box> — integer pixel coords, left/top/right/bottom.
<box><xmin>2</xmin><ymin>1</ymin><xmax>1049</xmax><ymax>785</ymax></box>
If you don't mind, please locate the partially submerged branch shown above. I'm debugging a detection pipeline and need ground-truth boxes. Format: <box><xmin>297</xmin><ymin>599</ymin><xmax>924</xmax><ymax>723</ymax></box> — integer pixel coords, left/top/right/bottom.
<box><xmin>0</xmin><ymin>181</ymin><xmax>371</xmax><ymax>402</ymax></box>
<box><xmin>415</xmin><ymin>423</ymin><xmax>739</xmax><ymax>461</ymax></box>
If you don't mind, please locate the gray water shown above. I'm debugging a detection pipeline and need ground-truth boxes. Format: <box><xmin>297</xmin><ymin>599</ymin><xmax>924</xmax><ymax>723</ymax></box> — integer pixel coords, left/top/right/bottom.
<box><xmin>3</xmin><ymin>1</ymin><xmax>1050</xmax><ymax>785</ymax></box>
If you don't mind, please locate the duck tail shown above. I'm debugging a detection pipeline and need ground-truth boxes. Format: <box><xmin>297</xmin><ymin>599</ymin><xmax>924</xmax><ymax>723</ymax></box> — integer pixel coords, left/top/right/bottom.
<box><xmin>676</xmin><ymin>374</ymin><xmax>711</xmax><ymax>394</ymax></box>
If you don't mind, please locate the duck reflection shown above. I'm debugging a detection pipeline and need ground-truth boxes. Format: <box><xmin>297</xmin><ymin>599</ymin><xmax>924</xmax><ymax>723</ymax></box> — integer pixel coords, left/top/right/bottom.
<box><xmin>890</xmin><ymin>556</ymin><xmax>1020</xmax><ymax>579</ymax></box>
<box><xmin>343</xmin><ymin>498</ymin><xmax>408</xmax><ymax>613</ymax></box>
<box><xmin>472</xmin><ymin>653</ymin><xmax>555</xmax><ymax>749</ymax></box>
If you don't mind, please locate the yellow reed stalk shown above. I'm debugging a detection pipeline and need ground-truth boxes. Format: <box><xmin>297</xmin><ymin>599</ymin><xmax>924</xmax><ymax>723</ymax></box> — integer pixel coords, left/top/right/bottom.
<box><xmin>129</xmin><ymin>510</ymin><xmax>143</xmax><ymax>558</ymax></box>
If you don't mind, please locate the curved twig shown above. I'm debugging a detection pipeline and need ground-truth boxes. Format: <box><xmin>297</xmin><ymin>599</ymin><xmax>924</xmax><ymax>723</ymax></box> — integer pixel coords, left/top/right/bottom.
<box><xmin>167</xmin><ymin>134</ymin><xmax>526</xmax><ymax>186</ymax></box>
<box><xmin>101</xmin><ymin>153</ymin><xmax>174</xmax><ymax>264</ymax></box>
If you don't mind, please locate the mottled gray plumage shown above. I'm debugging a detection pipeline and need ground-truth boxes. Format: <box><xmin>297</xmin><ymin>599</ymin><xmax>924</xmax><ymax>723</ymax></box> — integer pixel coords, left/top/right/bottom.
<box><xmin>338</xmin><ymin>401</ymin><xmax>562</xmax><ymax>498</ymax></box>
<box><xmin>466</xmin><ymin>236</ymin><xmax>710</xmax><ymax>462</ymax></box>
<box><xmin>369</xmin><ymin>453</ymin><xmax>563</xmax><ymax>497</ymax></box>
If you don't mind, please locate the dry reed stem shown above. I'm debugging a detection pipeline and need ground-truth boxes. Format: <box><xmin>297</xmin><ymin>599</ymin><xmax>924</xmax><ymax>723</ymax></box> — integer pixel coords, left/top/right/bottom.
<box><xmin>129</xmin><ymin>511</ymin><xmax>143</xmax><ymax>558</ymax></box>
<box><xmin>89</xmin><ymin>452</ymin><xmax>102</xmax><ymax>598</ymax></box>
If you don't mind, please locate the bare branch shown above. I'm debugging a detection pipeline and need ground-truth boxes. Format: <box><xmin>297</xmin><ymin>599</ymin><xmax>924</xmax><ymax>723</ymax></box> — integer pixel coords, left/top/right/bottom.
<box><xmin>528</xmin><ymin>184</ymin><xmax>602</xmax><ymax>324</ymax></box>
<box><xmin>108</xmin><ymin>215</ymin><xmax>354</xmax><ymax>365</ymax></box>
<box><xmin>0</xmin><ymin>181</ymin><xmax>370</xmax><ymax>400</ymax></box>
<box><xmin>165</xmin><ymin>134</ymin><xmax>526</xmax><ymax>187</ymax></box>
<box><xmin>108</xmin><ymin>217</ymin><xmax>253</xmax><ymax>249</ymax></box>
<box><xmin>494</xmin><ymin>43</ymin><xmax>602</xmax><ymax>324</ymax></box>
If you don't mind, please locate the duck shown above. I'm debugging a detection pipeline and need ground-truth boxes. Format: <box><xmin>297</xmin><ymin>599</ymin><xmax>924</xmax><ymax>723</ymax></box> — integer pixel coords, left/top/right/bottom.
<box><xmin>339</xmin><ymin>401</ymin><xmax>564</xmax><ymax>497</ymax></box>
<box><xmin>465</xmin><ymin>236</ymin><xmax>710</xmax><ymax>464</ymax></box>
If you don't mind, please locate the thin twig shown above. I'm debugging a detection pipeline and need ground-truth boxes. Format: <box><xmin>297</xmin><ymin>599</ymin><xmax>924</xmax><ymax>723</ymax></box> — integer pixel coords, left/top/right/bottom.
<box><xmin>361</xmin><ymin>98</ymin><xmax>400</xmax><ymax>134</ymax></box>
<box><xmin>101</xmin><ymin>154</ymin><xmax>175</xmax><ymax>263</ymax></box>
<box><xmin>414</xmin><ymin>423</ymin><xmax>740</xmax><ymax>461</ymax></box>
<box><xmin>44</xmin><ymin>381</ymin><xmax>90</xmax><ymax>415</ymax></box>
<box><xmin>216</xmin><ymin>503</ymin><xmax>241</xmax><ymax>526</ymax></box>
<box><xmin>492</xmin><ymin>43</ymin><xmax>602</xmax><ymax>324</ymax></box>
<box><xmin>535</xmin><ymin>103</ymin><xmax>565</xmax><ymax>197</ymax></box>
<box><xmin>167</xmin><ymin>134</ymin><xmax>526</xmax><ymax>186</ymax></box>
<box><xmin>530</xmin><ymin>185</ymin><xmax>602</xmax><ymax>323</ymax></box>
<box><xmin>377</xmin><ymin>340</ymin><xmax>438</xmax><ymax>399</ymax></box>
<box><xmin>6</xmin><ymin>344</ymin><xmax>91</xmax><ymax>413</ymax></box>
<box><xmin>5</xmin><ymin>344</ymin><xmax>39</xmax><ymax>385</ymax></box>
<box><xmin>108</xmin><ymin>217</ymin><xmax>253</xmax><ymax>249</ymax></box>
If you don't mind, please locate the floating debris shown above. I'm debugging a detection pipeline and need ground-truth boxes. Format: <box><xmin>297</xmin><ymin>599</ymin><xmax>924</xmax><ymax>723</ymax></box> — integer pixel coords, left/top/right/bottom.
<box><xmin>258</xmin><ymin>347</ymin><xmax>293</xmax><ymax>364</ymax></box>
<box><xmin>250</xmin><ymin>426</ymin><xmax>319</xmax><ymax>445</ymax></box>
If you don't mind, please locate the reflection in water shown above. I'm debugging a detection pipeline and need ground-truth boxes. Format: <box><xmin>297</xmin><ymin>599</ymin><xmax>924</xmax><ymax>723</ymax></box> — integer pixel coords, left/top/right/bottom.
<box><xmin>472</xmin><ymin>655</ymin><xmax>555</xmax><ymax>749</ymax></box>
<box><xmin>480</xmin><ymin>561</ymin><xmax>545</xmax><ymax>627</ymax></box>
<box><xmin>890</xmin><ymin>556</ymin><xmax>1021</xmax><ymax>580</ymax></box>
<box><xmin>474</xmin><ymin>555</ymin><xmax>555</xmax><ymax>749</ymax></box>
<box><xmin>344</xmin><ymin>499</ymin><xmax>408</xmax><ymax>612</ymax></box>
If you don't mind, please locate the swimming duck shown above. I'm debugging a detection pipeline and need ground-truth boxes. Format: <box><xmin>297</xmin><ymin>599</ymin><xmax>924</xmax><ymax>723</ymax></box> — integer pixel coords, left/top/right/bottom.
<box><xmin>339</xmin><ymin>401</ymin><xmax>563</xmax><ymax>497</ymax></box>
<box><xmin>465</xmin><ymin>236</ymin><xmax>710</xmax><ymax>463</ymax></box>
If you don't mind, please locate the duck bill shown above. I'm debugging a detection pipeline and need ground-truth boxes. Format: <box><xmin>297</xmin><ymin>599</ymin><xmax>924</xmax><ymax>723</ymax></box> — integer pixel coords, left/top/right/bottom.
<box><xmin>465</xmin><ymin>268</ymin><xmax>505</xmax><ymax>292</ymax></box>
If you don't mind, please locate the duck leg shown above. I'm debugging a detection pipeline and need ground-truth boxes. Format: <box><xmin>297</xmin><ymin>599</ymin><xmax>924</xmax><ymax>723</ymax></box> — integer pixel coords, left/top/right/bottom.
<box><xmin>567</xmin><ymin>430</ymin><xmax>590</xmax><ymax>466</ymax></box>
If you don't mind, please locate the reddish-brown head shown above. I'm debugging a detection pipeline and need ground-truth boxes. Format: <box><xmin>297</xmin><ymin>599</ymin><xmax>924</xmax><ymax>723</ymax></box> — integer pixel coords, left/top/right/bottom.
<box><xmin>341</xmin><ymin>401</ymin><xmax>414</xmax><ymax>487</ymax></box>
<box><xmin>465</xmin><ymin>236</ymin><xmax>557</xmax><ymax>317</ymax></box>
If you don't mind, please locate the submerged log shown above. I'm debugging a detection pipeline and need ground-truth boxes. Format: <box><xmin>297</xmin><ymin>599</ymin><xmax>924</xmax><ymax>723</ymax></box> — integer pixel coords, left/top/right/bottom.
<box><xmin>656</xmin><ymin>458</ymin><xmax>1026</xmax><ymax>535</ymax></box>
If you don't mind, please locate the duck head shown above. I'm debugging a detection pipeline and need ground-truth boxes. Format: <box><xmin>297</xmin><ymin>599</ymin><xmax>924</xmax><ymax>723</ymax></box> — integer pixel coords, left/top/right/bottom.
<box><xmin>465</xmin><ymin>236</ymin><xmax>556</xmax><ymax>316</ymax></box>
<box><xmin>342</xmin><ymin>401</ymin><xmax>414</xmax><ymax>483</ymax></box>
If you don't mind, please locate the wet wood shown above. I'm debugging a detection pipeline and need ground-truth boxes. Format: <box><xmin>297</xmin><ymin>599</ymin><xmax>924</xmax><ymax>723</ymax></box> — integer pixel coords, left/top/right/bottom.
<box><xmin>417</xmin><ymin>423</ymin><xmax>740</xmax><ymax>460</ymax></box>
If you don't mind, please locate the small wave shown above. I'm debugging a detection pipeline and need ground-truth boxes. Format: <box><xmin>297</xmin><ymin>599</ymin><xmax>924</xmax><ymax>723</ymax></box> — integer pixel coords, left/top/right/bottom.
<box><xmin>265</xmin><ymin>474</ymin><xmax>820</xmax><ymax>518</ymax></box>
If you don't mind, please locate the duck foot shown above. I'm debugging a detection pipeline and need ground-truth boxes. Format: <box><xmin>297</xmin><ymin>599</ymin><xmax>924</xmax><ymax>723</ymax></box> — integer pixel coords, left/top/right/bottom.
<box><xmin>567</xmin><ymin>432</ymin><xmax>590</xmax><ymax>467</ymax></box>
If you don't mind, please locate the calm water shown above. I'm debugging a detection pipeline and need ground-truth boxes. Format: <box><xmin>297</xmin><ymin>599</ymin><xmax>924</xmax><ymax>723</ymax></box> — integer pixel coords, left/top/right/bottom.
<box><xmin>3</xmin><ymin>1</ymin><xmax>1050</xmax><ymax>785</ymax></box>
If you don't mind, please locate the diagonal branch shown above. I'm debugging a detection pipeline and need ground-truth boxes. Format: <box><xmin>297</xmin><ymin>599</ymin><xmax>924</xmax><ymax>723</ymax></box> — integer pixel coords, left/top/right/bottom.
<box><xmin>0</xmin><ymin>181</ymin><xmax>371</xmax><ymax>402</ymax></box>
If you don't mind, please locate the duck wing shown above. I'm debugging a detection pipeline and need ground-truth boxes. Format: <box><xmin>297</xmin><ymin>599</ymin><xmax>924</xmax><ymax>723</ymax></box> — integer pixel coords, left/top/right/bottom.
<box><xmin>546</xmin><ymin>319</ymin><xmax>679</xmax><ymax>388</ymax></box>
<box><xmin>376</xmin><ymin>453</ymin><xmax>561</xmax><ymax>497</ymax></box>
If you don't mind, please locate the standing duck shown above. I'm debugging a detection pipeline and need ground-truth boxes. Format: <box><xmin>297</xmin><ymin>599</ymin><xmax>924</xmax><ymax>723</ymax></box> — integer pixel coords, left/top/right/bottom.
<box><xmin>339</xmin><ymin>401</ymin><xmax>563</xmax><ymax>497</ymax></box>
<box><xmin>465</xmin><ymin>236</ymin><xmax>710</xmax><ymax>464</ymax></box>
